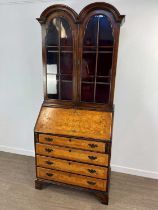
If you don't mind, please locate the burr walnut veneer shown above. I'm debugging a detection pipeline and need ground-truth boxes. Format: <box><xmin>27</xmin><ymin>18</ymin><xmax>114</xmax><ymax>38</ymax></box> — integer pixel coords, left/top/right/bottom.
<box><xmin>34</xmin><ymin>2</ymin><xmax>124</xmax><ymax>205</ymax></box>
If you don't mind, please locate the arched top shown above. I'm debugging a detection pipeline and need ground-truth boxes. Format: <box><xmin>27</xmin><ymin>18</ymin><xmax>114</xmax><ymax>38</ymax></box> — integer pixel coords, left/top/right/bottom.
<box><xmin>79</xmin><ymin>2</ymin><xmax>125</xmax><ymax>24</ymax></box>
<box><xmin>37</xmin><ymin>2</ymin><xmax>125</xmax><ymax>25</ymax></box>
<box><xmin>37</xmin><ymin>4</ymin><xmax>78</xmax><ymax>24</ymax></box>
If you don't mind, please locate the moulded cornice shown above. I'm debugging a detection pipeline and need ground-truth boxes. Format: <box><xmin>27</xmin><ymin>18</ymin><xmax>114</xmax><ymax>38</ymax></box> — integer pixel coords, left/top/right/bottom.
<box><xmin>79</xmin><ymin>2</ymin><xmax>125</xmax><ymax>24</ymax></box>
<box><xmin>38</xmin><ymin>2</ymin><xmax>125</xmax><ymax>25</ymax></box>
<box><xmin>37</xmin><ymin>4</ymin><xmax>78</xmax><ymax>24</ymax></box>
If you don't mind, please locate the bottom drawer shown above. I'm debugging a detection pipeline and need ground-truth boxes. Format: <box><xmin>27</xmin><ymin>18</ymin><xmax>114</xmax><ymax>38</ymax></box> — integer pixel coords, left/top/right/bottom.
<box><xmin>37</xmin><ymin>167</ymin><xmax>107</xmax><ymax>191</ymax></box>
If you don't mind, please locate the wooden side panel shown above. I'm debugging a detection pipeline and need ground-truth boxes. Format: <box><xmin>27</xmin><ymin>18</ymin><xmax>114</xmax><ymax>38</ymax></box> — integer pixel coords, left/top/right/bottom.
<box><xmin>37</xmin><ymin>167</ymin><xmax>107</xmax><ymax>191</ymax></box>
<box><xmin>36</xmin><ymin>155</ymin><xmax>108</xmax><ymax>179</ymax></box>
<box><xmin>39</xmin><ymin>134</ymin><xmax>106</xmax><ymax>152</ymax></box>
<box><xmin>35</xmin><ymin>107</ymin><xmax>112</xmax><ymax>140</ymax></box>
<box><xmin>36</xmin><ymin>143</ymin><xmax>109</xmax><ymax>166</ymax></box>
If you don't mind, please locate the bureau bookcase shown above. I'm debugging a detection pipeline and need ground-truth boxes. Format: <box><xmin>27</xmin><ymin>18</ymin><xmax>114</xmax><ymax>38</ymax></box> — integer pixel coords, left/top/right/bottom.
<box><xmin>34</xmin><ymin>2</ymin><xmax>124</xmax><ymax>205</ymax></box>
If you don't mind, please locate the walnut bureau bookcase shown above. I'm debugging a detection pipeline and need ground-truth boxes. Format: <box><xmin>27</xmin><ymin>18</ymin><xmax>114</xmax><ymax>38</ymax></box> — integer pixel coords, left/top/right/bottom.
<box><xmin>34</xmin><ymin>2</ymin><xmax>124</xmax><ymax>205</ymax></box>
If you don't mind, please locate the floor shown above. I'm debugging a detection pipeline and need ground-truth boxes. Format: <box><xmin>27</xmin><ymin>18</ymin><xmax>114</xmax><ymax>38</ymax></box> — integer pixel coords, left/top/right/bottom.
<box><xmin>0</xmin><ymin>151</ymin><xmax>158</xmax><ymax>210</ymax></box>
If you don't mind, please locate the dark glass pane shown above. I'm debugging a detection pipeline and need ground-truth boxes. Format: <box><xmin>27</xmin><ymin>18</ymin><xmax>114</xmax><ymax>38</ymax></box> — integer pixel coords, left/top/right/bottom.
<box><xmin>96</xmin><ymin>76</ymin><xmax>111</xmax><ymax>83</ymax></box>
<box><xmin>82</xmin><ymin>76</ymin><xmax>95</xmax><ymax>82</ymax></box>
<box><xmin>60</xmin><ymin>75</ymin><xmax>72</xmax><ymax>80</ymax></box>
<box><xmin>95</xmin><ymin>84</ymin><xmax>110</xmax><ymax>103</ymax></box>
<box><xmin>61</xmin><ymin>46</ymin><xmax>72</xmax><ymax>52</ymax></box>
<box><xmin>81</xmin><ymin>83</ymin><xmax>94</xmax><ymax>102</ymax></box>
<box><xmin>83</xmin><ymin>46</ymin><xmax>96</xmax><ymax>52</ymax></box>
<box><xmin>97</xmin><ymin>53</ymin><xmax>112</xmax><ymax>76</ymax></box>
<box><xmin>47</xmin><ymin>78</ymin><xmax>59</xmax><ymax>99</ymax></box>
<box><xmin>61</xmin><ymin>81</ymin><xmax>72</xmax><ymax>100</ymax></box>
<box><xmin>99</xmin><ymin>15</ymin><xmax>113</xmax><ymax>46</ymax></box>
<box><xmin>47</xmin><ymin>52</ymin><xmax>58</xmax><ymax>76</ymax></box>
<box><xmin>98</xmin><ymin>46</ymin><xmax>113</xmax><ymax>51</ymax></box>
<box><xmin>47</xmin><ymin>52</ymin><xmax>58</xmax><ymax>66</ymax></box>
<box><xmin>60</xmin><ymin>17</ymin><xmax>72</xmax><ymax>46</ymax></box>
<box><xmin>46</xmin><ymin>18</ymin><xmax>59</xmax><ymax>46</ymax></box>
<box><xmin>82</xmin><ymin>53</ymin><xmax>96</xmax><ymax>81</ymax></box>
<box><xmin>60</xmin><ymin>53</ymin><xmax>73</xmax><ymax>75</ymax></box>
<box><xmin>83</xmin><ymin>16</ymin><xmax>98</xmax><ymax>46</ymax></box>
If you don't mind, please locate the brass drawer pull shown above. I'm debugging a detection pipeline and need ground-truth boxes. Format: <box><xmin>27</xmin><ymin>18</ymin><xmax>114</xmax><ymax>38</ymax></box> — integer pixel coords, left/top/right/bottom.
<box><xmin>88</xmin><ymin>155</ymin><xmax>97</xmax><ymax>160</ymax></box>
<box><xmin>45</xmin><ymin>148</ymin><xmax>53</xmax><ymax>153</ymax></box>
<box><xmin>45</xmin><ymin>161</ymin><xmax>54</xmax><ymax>165</ymax></box>
<box><xmin>87</xmin><ymin>181</ymin><xmax>96</xmax><ymax>185</ymax></box>
<box><xmin>88</xmin><ymin>143</ymin><xmax>98</xmax><ymax>148</ymax></box>
<box><xmin>88</xmin><ymin>169</ymin><xmax>96</xmax><ymax>174</ymax></box>
<box><xmin>45</xmin><ymin>137</ymin><xmax>53</xmax><ymax>142</ymax></box>
<box><xmin>46</xmin><ymin>173</ymin><xmax>53</xmax><ymax>177</ymax></box>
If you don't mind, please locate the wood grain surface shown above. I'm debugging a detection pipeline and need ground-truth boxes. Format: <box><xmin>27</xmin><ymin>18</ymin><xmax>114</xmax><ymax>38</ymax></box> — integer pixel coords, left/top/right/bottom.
<box><xmin>39</xmin><ymin>134</ymin><xmax>106</xmax><ymax>152</ymax></box>
<box><xmin>36</xmin><ymin>143</ymin><xmax>109</xmax><ymax>166</ymax></box>
<box><xmin>36</xmin><ymin>155</ymin><xmax>108</xmax><ymax>179</ymax></box>
<box><xmin>35</xmin><ymin>107</ymin><xmax>112</xmax><ymax>140</ymax></box>
<box><xmin>37</xmin><ymin>167</ymin><xmax>107</xmax><ymax>191</ymax></box>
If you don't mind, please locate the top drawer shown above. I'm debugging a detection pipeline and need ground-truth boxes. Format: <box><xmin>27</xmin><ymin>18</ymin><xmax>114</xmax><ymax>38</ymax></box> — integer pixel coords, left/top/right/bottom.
<box><xmin>39</xmin><ymin>134</ymin><xmax>106</xmax><ymax>153</ymax></box>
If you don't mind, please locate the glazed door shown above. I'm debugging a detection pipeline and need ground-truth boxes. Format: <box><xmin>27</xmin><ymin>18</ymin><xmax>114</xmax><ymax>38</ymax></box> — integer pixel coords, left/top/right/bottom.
<box><xmin>79</xmin><ymin>13</ymin><xmax>114</xmax><ymax>105</ymax></box>
<box><xmin>40</xmin><ymin>4</ymin><xmax>122</xmax><ymax>107</ymax></box>
<box><xmin>44</xmin><ymin>13</ymin><xmax>77</xmax><ymax>102</ymax></box>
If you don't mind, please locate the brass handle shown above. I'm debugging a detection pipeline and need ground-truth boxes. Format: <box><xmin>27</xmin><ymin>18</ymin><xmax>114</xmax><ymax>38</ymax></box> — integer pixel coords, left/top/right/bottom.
<box><xmin>88</xmin><ymin>156</ymin><xmax>97</xmax><ymax>160</ymax></box>
<box><xmin>88</xmin><ymin>169</ymin><xmax>96</xmax><ymax>174</ymax></box>
<box><xmin>88</xmin><ymin>143</ymin><xmax>98</xmax><ymax>148</ymax></box>
<box><xmin>45</xmin><ymin>137</ymin><xmax>53</xmax><ymax>142</ymax></box>
<box><xmin>45</xmin><ymin>148</ymin><xmax>53</xmax><ymax>153</ymax></box>
<box><xmin>46</xmin><ymin>173</ymin><xmax>53</xmax><ymax>177</ymax></box>
<box><xmin>45</xmin><ymin>161</ymin><xmax>53</xmax><ymax>165</ymax></box>
<box><xmin>87</xmin><ymin>181</ymin><xmax>96</xmax><ymax>185</ymax></box>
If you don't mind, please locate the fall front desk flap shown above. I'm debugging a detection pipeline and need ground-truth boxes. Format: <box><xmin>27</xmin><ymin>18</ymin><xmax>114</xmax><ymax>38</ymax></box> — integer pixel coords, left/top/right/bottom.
<box><xmin>35</xmin><ymin>107</ymin><xmax>112</xmax><ymax>140</ymax></box>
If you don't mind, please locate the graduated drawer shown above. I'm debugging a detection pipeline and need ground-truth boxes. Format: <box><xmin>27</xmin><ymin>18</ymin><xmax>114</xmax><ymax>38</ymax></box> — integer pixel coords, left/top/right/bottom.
<box><xmin>36</xmin><ymin>155</ymin><xmax>108</xmax><ymax>179</ymax></box>
<box><xmin>39</xmin><ymin>134</ymin><xmax>106</xmax><ymax>153</ymax></box>
<box><xmin>37</xmin><ymin>167</ymin><xmax>107</xmax><ymax>191</ymax></box>
<box><xmin>36</xmin><ymin>143</ymin><xmax>109</xmax><ymax>166</ymax></box>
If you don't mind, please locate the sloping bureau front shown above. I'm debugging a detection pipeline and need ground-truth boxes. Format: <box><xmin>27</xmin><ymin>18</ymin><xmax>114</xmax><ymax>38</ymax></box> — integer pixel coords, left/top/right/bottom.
<box><xmin>35</xmin><ymin>107</ymin><xmax>112</xmax><ymax>140</ymax></box>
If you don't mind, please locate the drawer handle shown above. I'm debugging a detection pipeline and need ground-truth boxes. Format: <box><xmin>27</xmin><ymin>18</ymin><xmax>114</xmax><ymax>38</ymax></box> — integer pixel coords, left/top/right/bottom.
<box><xmin>45</xmin><ymin>161</ymin><xmax>54</xmax><ymax>165</ymax></box>
<box><xmin>88</xmin><ymin>169</ymin><xmax>96</xmax><ymax>174</ymax></box>
<box><xmin>88</xmin><ymin>156</ymin><xmax>97</xmax><ymax>160</ymax></box>
<box><xmin>87</xmin><ymin>181</ymin><xmax>96</xmax><ymax>186</ymax></box>
<box><xmin>45</xmin><ymin>137</ymin><xmax>53</xmax><ymax>142</ymax></box>
<box><xmin>46</xmin><ymin>173</ymin><xmax>53</xmax><ymax>177</ymax></box>
<box><xmin>45</xmin><ymin>148</ymin><xmax>53</xmax><ymax>153</ymax></box>
<box><xmin>88</xmin><ymin>143</ymin><xmax>98</xmax><ymax>148</ymax></box>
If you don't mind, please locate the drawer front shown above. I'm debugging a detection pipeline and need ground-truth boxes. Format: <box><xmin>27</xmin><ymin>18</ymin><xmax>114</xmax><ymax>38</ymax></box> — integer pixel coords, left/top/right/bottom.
<box><xmin>36</xmin><ymin>155</ymin><xmax>108</xmax><ymax>179</ymax></box>
<box><xmin>37</xmin><ymin>167</ymin><xmax>107</xmax><ymax>191</ymax></box>
<box><xmin>39</xmin><ymin>134</ymin><xmax>105</xmax><ymax>153</ymax></box>
<box><xmin>36</xmin><ymin>143</ymin><xmax>109</xmax><ymax>166</ymax></box>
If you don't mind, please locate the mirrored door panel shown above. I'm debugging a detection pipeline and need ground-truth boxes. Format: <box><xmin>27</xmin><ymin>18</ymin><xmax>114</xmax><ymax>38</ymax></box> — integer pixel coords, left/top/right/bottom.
<box><xmin>81</xmin><ymin>15</ymin><xmax>114</xmax><ymax>104</ymax></box>
<box><xmin>46</xmin><ymin>17</ymin><xmax>73</xmax><ymax>100</ymax></box>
